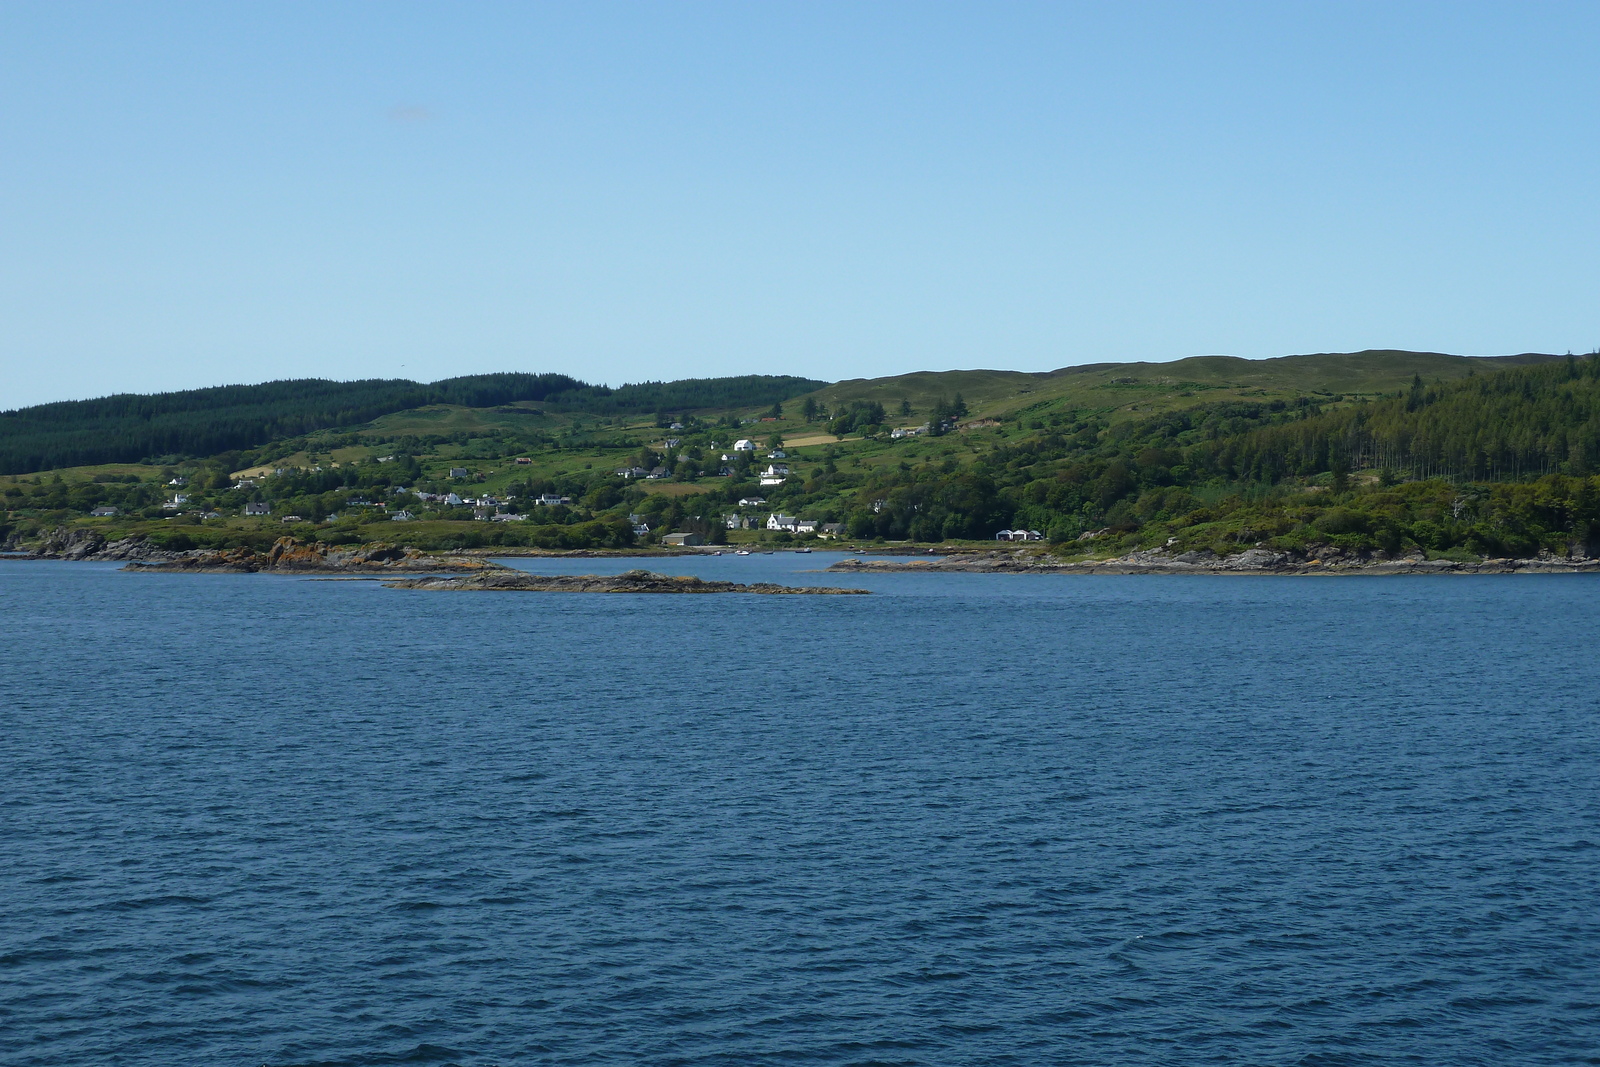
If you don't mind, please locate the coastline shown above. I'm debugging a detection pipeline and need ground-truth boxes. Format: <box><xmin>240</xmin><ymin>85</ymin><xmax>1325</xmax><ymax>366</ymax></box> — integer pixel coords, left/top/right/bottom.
<box><xmin>827</xmin><ymin>548</ymin><xmax>1600</xmax><ymax>576</ymax></box>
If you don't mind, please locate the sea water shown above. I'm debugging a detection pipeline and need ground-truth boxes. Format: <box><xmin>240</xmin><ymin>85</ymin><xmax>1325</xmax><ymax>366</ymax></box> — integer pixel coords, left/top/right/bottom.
<box><xmin>2</xmin><ymin>555</ymin><xmax>1597</xmax><ymax>1065</ymax></box>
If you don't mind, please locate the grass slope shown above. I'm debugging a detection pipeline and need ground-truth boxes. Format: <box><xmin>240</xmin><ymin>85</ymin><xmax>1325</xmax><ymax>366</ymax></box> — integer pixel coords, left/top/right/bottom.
<box><xmin>809</xmin><ymin>351</ymin><xmax>1562</xmax><ymax>424</ymax></box>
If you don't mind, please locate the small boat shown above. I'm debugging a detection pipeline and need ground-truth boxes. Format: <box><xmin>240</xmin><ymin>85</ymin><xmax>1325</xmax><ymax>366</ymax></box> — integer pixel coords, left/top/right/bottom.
<box><xmin>797</xmin><ymin>548</ymin><xmax>812</xmax><ymax>553</ymax></box>
<box><xmin>735</xmin><ymin>550</ymin><xmax>751</xmax><ymax>556</ymax></box>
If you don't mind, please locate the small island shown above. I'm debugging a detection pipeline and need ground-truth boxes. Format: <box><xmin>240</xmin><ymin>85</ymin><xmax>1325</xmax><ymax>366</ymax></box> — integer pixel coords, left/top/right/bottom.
<box><xmin>383</xmin><ymin>568</ymin><xmax>868</xmax><ymax>594</ymax></box>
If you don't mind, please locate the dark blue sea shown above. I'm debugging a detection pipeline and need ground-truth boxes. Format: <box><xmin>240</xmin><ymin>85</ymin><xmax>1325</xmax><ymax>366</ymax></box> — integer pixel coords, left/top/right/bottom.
<box><xmin>3</xmin><ymin>553</ymin><xmax>1598</xmax><ymax>1066</ymax></box>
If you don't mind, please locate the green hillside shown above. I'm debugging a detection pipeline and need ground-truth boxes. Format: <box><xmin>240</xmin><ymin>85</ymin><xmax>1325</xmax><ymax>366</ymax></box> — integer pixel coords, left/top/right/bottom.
<box><xmin>0</xmin><ymin>373</ymin><xmax>823</xmax><ymax>476</ymax></box>
<box><xmin>810</xmin><ymin>350</ymin><xmax>1562</xmax><ymax>424</ymax></box>
<box><xmin>5</xmin><ymin>349</ymin><xmax>1597</xmax><ymax>562</ymax></box>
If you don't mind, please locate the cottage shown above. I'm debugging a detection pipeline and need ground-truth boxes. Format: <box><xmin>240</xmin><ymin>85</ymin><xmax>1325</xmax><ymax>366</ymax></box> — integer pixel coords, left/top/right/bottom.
<box><xmin>663</xmin><ymin>438</ymin><xmax>682</xmax><ymax>449</ymax></box>
<box><xmin>448</xmin><ymin>468</ymin><xmax>470</xmax><ymax>479</ymax></box>
<box><xmin>632</xmin><ymin>524</ymin><xmax>651</xmax><ymax>537</ymax></box>
<box><xmin>767</xmin><ymin>513</ymin><xmax>798</xmax><ymax>532</ymax></box>
<box><xmin>795</xmin><ymin>518</ymin><xmax>820</xmax><ymax>533</ymax></box>
<box><xmin>90</xmin><ymin>506</ymin><xmax>119</xmax><ymax>517</ymax></box>
<box><xmin>725</xmin><ymin>514</ymin><xmax>748</xmax><ymax>529</ymax></box>
<box><xmin>445</xmin><ymin>493</ymin><xmax>464</xmax><ymax>506</ymax></box>
<box><xmin>473</xmin><ymin>507</ymin><xmax>494</xmax><ymax>521</ymax></box>
<box><xmin>738</xmin><ymin>496</ymin><xmax>767</xmax><ymax>507</ymax></box>
<box><xmin>281</xmin><ymin>515</ymin><xmax>303</xmax><ymax>524</ymax></box>
<box><xmin>759</xmin><ymin>475</ymin><xmax>786</xmax><ymax>487</ymax></box>
<box><xmin>996</xmin><ymin>529</ymin><xmax>1044</xmax><ymax>542</ymax></box>
<box><xmin>491</xmin><ymin>512</ymin><xmax>528</xmax><ymax>522</ymax></box>
<box><xmin>819</xmin><ymin>522</ymin><xmax>846</xmax><ymax>539</ymax></box>
<box><xmin>669</xmin><ymin>422</ymin><xmax>684</xmax><ymax>431</ymax></box>
<box><xmin>768</xmin><ymin>449</ymin><xmax>788</xmax><ymax>459</ymax></box>
<box><xmin>391</xmin><ymin>510</ymin><xmax>415</xmax><ymax>521</ymax></box>
<box><xmin>163</xmin><ymin>494</ymin><xmax>190</xmax><ymax>509</ymax></box>
<box><xmin>536</xmin><ymin>494</ymin><xmax>570</xmax><ymax>507</ymax></box>
<box><xmin>514</xmin><ymin>457</ymin><xmax>532</xmax><ymax>465</ymax></box>
<box><xmin>761</xmin><ymin>463</ymin><xmax>790</xmax><ymax>476</ymax></box>
<box><xmin>662</xmin><ymin>533</ymin><xmax>703</xmax><ymax>546</ymax></box>
<box><xmin>244</xmin><ymin>502</ymin><xmax>271</xmax><ymax>516</ymax></box>
<box><xmin>168</xmin><ymin>476</ymin><xmax>188</xmax><ymax>487</ymax></box>
<box><xmin>733</xmin><ymin>439</ymin><xmax>756</xmax><ymax>451</ymax></box>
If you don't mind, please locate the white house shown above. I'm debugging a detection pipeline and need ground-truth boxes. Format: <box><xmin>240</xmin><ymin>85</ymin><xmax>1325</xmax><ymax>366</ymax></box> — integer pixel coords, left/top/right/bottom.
<box><xmin>392</xmin><ymin>509</ymin><xmax>415</xmax><ymax>521</ymax></box>
<box><xmin>536</xmin><ymin>494</ymin><xmax>570</xmax><ymax>506</ymax></box>
<box><xmin>244</xmin><ymin>502</ymin><xmax>271</xmax><ymax>516</ymax></box>
<box><xmin>90</xmin><ymin>506</ymin><xmax>119</xmax><ymax>517</ymax></box>
<box><xmin>738</xmin><ymin>496</ymin><xmax>767</xmax><ymax>507</ymax></box>
<box><xmin>795</xmin><ymin>518</ymin><xmax>820</xmax><ymax>533</ymax></box>
<box><xmin>759</xmin><ymin>476</ymin><xmax>786</xmax><ymax>487</ymax></box>
<box><xmin>767</xmin><ymin>513</ymin><xmax>798</xmax><ymax>531</ymax></box>
<box><xmin>768</xmin><ymin>449</ymin><xmax>788</xmax><ymax>459</ymax></box>
<box><xmin>445</xmin><ymin>493</ymin><xmax>464</xmax><ymax>506</ymax></box>
<box><xmin>996</xmin><ymin>529</ymin><xmax>1044</xmax><ymax>542</ymax></box>
<box><xmin>733</xmin><ymin>439</ymin><xmax>756</xmax><ymax>451</ymax></box>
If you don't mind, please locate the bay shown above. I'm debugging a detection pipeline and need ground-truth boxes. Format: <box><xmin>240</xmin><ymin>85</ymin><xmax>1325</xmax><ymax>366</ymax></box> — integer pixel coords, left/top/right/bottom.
<box><xmin>2</xmin><ymin>555</ymin><xmax>1597</xmax><ymax>1065</ymax></box>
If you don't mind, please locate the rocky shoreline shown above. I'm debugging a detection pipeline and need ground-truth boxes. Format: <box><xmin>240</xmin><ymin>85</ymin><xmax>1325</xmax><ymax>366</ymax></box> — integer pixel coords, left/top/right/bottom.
<box><xmin>829</xmin><ymin>546</ymin><xmax>1600</xmax><ymax>576</ymax></box>
<box><xmin>382</xmin><ymin>569</ymin><xmax>869</xmax><ymax>594</ymax></box>
<box><xmin>7</xmin><ymin>529</ymin><xmax>499</xmax><ymax>573</ymax></box>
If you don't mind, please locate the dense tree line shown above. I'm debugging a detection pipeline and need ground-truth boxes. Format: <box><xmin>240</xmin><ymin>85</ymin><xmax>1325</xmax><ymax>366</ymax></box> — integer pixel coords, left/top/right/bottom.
<box><xmin>0</xmin><ymin>373</ymin><xmax>825</xmax><ymax>474</ymax></box>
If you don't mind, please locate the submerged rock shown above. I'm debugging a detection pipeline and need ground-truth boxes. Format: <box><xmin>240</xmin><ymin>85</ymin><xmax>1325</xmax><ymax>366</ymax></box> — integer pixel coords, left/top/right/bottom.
<box><xmin>383</xmin><ymin>569</ymin><xmax>869</xmax><ymax>594</ymax></box>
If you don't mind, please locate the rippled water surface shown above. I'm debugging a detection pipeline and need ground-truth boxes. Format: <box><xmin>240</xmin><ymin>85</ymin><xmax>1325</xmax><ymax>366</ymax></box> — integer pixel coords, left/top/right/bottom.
<box><xmin>3</xmin><ymin>556</ymin><xmax>1598</xmax><ymax>1066</ymax></box>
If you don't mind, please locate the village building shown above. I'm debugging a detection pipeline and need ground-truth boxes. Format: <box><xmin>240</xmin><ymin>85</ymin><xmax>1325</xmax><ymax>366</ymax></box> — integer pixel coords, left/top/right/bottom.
<box><xmin>767</xmin><ymin>513</ymin><xmax>798</xmax><ymax>531</ymax></box>
<box><xmin>733</xmin><ymin>439</ymin><xmax>756</xmax><ymax>451</ymax></box>
<box><xmin>448</xmin><ymin>467</ymin><xmax>469</xmax><ymax>478</ymax></box>
<box><xmin>662</xmin><ymin>533</ymin><xmax>703</xmax><ymax>546</ymax></box>
<box><xmin>996</xmin><ymin>529</ymin><xmax>1044</xmax><ymax>541</ymax></box>
<box><xmin>244</xmin><ymin>502</ymin><xmax>271</xmax><ymax>516</ymax></box>
<box><xmin>90</xmin><ymin>506</ymin><xmax>119</xmax><ymax>517</ymax></box>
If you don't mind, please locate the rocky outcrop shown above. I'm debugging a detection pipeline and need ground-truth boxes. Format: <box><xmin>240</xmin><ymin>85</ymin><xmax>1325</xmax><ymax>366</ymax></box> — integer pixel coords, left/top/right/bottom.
<box><xmin>31</xmin><ymin>528</ymin><xmax>183</xmax><ymax>562</ymax></box>
<box><xmin>121</xmin><ymin>537</ymin><xmax>503</xmax><ymax>574</ymax></box>
<box><xmin>828</xmin><ymin>546</ymin><xmax>1600</xmax><ymax>576</ymax></box>
<box><xmin>383</xmin><ymin>569</ymin><xmax>869</xmax><ymax>594</ymax></box>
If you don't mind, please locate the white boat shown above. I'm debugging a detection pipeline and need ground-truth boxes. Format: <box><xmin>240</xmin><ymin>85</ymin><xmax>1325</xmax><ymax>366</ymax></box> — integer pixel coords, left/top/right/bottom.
<box><xmin>735</xmin><ymin>549</ymin><xmax>751</xmax><ymax>555</ymax></box>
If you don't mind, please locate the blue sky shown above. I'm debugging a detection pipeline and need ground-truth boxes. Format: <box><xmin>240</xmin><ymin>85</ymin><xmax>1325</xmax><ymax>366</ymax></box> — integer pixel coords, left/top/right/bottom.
<box><xmin>2</xmin><ymin>1</ymin><xmax>1597</xmax><ymax>407</ymax></box>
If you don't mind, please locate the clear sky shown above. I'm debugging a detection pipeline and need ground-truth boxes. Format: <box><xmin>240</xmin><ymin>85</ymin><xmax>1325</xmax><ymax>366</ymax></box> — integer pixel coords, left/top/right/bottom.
<box><xmin>3</xmin><ymin>1</ymin><xmax>1597</xmax><ymax>408</ymax></box>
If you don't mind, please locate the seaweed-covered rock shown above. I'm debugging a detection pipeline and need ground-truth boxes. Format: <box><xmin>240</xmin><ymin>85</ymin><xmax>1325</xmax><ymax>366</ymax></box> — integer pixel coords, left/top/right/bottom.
<box><xmin>383</xmin><ymin>569</ymin><xmax>869</xmax><ymax>594</ymax></box>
